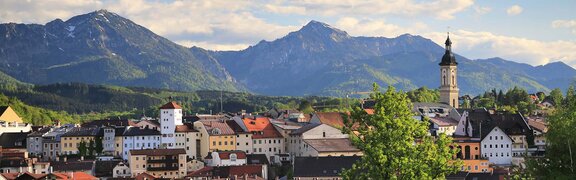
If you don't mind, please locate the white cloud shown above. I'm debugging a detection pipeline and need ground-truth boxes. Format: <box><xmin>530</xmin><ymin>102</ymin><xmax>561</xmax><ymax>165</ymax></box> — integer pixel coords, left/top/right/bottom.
<box><xmin>473</xmin><ymin>6</ymin><xmax>492</xmax><ymax>16</ymax></box>
<box><xmin>335</xmin><ymin>17</ymin><xmax>428</xmax><ymax>37</ymax></box>
<box><xmin>426</xmin><ymin>30</ymin><xmax>576</xmax><ymax>67</ymax></box>
<box><xmin>176</xmin><ymin>40</ymin><xmax>250</xmax><ymax>51</ymax></box>
<box><xmin>264</xmin><ymin>4</ymin><xmax>306</xmax><ymax>15</ymax></box>
<box><xmin>552</xmin><ymin>20</ymin><xmax>576</xmax><ymax>35</ymax></box>
<box><xmin>266</xmin><ymin>0</ymin><xmax>474</xmax><ymax>20</ymax></box>
<box><xmin>506</xmin><ymin>5</ymin><xmax>523</xmax><ymax>16</ymax></box>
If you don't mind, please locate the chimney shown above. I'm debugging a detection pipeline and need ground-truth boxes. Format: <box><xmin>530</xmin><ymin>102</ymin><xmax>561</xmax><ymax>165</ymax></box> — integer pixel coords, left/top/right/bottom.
<box><xmin>81</xmin><ymin>156</ymin><xmax>84</xmax><ymax>161</ymax></box>
<box><xmin>64</xmin><ymin>156</ymin><xmax>67</xmax><ymax>162</ymax></box>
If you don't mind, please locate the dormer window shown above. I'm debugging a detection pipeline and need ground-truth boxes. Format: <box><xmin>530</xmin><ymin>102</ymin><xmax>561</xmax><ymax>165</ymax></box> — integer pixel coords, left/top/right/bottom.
<box><xmin>230</xmin><ymin>153</ymin><xmax>237</xmax><ymax>161</ymax></box>
<box><xmin>212</xmin><ymin>128</ymin><xmax>221</xmax><ymax>135</ymax></box>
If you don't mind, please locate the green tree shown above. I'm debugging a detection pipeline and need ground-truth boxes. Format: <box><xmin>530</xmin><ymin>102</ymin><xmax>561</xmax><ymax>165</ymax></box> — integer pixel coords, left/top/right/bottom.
<box><xmin>88</xmin><ymin>140</ymin><xmax>95</xmax><ymax>157</ymax></box>
<box><xmin>341</xmin><ymin>84</ymin><xmax>461</xmax><ymax>179</ymax></box>
<box><xmin>406</xmin><ymin>87</ymin><xmax>439</xmax><ymax>103</ymax></box>
<box><xmin>95</xmin><ymin>136</ymin><xmax>104</xmax><ymax>155</ymax></box>
<box><xmin>78</xmin><ymin>141</ymin><xmax>87</xmax><ymax>157</ymax></box>
<box><xmin>298</xmin><ymin>100</ymin><xmax>315</xmax><ymax>114</ymax></box>
<box><xmin>549</xmin><ymin>88</ymin><xmax>563</xmax><ymax>106</ymax></box>
<box><xmin>527</xmin><ymin>86</ymin><xmax>576</xmax><ymax>178</ymax></box>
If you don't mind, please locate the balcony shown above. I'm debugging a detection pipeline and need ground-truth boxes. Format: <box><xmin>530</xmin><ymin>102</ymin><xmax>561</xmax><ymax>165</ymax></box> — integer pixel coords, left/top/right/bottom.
<box><xmin>147</xmin><ymin>166</ymin><xmax>179</xmax><ymax>171</ymax></box>
<box><xmin>147</xmin><ymin>158</ymin><xmax>178</xmax><ymax>164</ymax></box>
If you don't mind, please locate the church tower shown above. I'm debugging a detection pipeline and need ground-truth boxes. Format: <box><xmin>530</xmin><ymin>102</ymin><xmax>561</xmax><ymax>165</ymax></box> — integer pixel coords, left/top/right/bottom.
<box><xmin>439</xmin><ymin>33</ymin><xmax>459</xmax><ymax>108</ymax></box>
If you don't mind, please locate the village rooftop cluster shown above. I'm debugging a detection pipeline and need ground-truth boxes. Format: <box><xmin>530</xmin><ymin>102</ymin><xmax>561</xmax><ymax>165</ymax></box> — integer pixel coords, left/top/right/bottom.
<box><xmin>0</xmin><ymin>35</ymin><xmax>551</xmax><ymax>180</ymax></box>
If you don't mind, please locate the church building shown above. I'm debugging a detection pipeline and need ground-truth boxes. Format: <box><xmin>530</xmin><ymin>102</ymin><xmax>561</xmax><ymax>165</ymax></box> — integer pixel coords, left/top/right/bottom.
<box><xmin>439</xmin><ymin>33</ymin><xmax>459</xmax><ymax>108</ymax></box>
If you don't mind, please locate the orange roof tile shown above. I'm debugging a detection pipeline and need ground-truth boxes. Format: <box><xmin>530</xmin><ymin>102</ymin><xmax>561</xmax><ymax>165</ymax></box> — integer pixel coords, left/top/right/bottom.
<box><xmin>0</xmin><ymin>173</ymin><xmax>19</xmax><ymax>180</ymax></box>
<box><xmin>69</xmin><ymin>172</ymin><xmax>98</xmax><ymax>180</ymax></box>
<box><xmin>242</xmin><ymin>117</ymin><xmax>282</xmax><ymax>139</ymax></box>
<box><xmin>175</xmin><ymin>123</ymin><xmax>198</xmax><ymax>132</ymax></box>
<box><xmin>314</xmin><ymin>112</ymin><xmax>346</xmax><ymax>129</ymax></box>
<box><xmin>159</xmin><ymin>101</ymin><xmax>182</xmax><ymax>109</ymax></box>
<box><xmin>50</xmin><ymin>173</ymin><xmax>69</xmax><ymax>180</ymax></box>
<box><xmin>364</xmin><ymin>109</ymin><xmax>374</xmax><ymax>115</ymax></box>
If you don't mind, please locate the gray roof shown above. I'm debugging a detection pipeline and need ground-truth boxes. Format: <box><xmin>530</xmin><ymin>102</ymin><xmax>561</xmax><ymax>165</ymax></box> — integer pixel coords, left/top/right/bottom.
<box><xmin>0</xmin><ymin>132</ymin><xmax>29</xmax><ymax>148</ymax></box>
<box><xmin>304</xmin><ymin>138</ymin><xmax>360</xmax><ymax>153</ymax></box>
<box><xmin>61</xmin><ymin>127</ymin><xmax>102</xmax><ymax>137</ymax></box>
<box><xmin>122</xmin><ymin>127</ymin><xmax>160</xmax><ymax>136</ymax></box>
<box><xmin>28</xmin><ymin>127</ymin><xmax>52</xmax><ymax>137</ymax></box>
<box><xmin>294</xmin><ymin>156</ymin><xmax>361</xmax><ymax>177</ymax></box>
<box><xmin>290</xmin><ymin>123</ymin><xmax>321</xmax><ymax>135</ymax></box>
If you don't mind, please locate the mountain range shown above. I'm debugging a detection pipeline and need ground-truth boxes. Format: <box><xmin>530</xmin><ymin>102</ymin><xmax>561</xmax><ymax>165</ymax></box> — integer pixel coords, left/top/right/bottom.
<box><xmin>1</xmin><ymin>10</ymin><xmax>575</xmax><ymax>96</ymax></box>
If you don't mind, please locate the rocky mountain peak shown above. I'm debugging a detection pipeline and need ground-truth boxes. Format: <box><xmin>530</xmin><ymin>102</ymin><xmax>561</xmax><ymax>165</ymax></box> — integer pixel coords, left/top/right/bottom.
<box><xmin>292</xmin><ymin>20</ymin><xmax>350</xmax><ymax>41</ymax></box>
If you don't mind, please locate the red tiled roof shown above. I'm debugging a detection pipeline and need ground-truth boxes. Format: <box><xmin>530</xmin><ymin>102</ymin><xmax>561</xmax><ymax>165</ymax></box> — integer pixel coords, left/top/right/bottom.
<box><xmin>130</xmin><ymin>148</ymin><xmax>186</xmax><ymax>156</ymax></box>
<box><xmin>188</xmin><ymin>166</ymin><xmax>214</xmax><ymax>177</ymax></box>
<box><xmin>175</xmin><ymin>123</ymin><xmax>198</xmax><ymax>132</ymax></box>
<box><xmin>242</xmin><ymin>117</ymin><xmax>282</xmax><ymax>139</ymax></box>
<box><xmin>228</xmin><ymin>165</ymin><xmax>264</xmax><ymax>177</ymax></box>
<box><xmin>364</xmin><ymin>109</ymin><xmax>374</xmax><ymax>115</ymax></box>
<box><xmin>527</xmin><ymin>119</ymin><xmax>548</xmax><ymax>133</ymax></box>
<box><xmin>218</xmin><ymin>151</ymin><xmax>247</xmax><ymax>159</ymax></box>
<box><xmin>314</xmin><ymin>112</ymin><xmax>346</xmax><ymax>129</ymax></box>
<box><xmin>50</xmin><ymin>173</ymin><xmax>69</xmax><ymax>179</ymax></box>
<box><xmin>135</xmin><ymin>172</ymin><xmax>158</xmax><ymax>180</ymax></box>
<box><xmin>201</xmin><ymin>121</ymin><xmax>236</xmax><ymax>135</ymax></box>
<box><xmin>159</xmin><ymin>101</ymin><xmax>182</xmax><ymax>109</ymax></box>
<box><xmin>0</xmin><ymin>173</ymin><xmax>19</xmax><ymax>180</ymax></box>
<box><xmin>429</xmin><ymin>117</ymin><xmax>458</xmax><ymax>127</ymax></box>
<box><xmin>69</xmin><ymin>172</ymin><xmax>98</xmax><ymax>180</ymax></box>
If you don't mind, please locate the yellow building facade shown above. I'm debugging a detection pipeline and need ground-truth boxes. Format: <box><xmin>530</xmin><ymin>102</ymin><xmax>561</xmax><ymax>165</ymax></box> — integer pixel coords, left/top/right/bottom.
<box><xmin>129</xmin><ymin>149</ymin><xmax>187</xmax><ymax>179</ymax></box>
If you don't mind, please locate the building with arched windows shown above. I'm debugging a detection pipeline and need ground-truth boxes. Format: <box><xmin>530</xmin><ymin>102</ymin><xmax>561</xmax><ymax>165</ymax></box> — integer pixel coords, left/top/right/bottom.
<box><xmin>439</xmin><ymin>33</ymin><xmax>459</xmax><ymax>108</ymax></box>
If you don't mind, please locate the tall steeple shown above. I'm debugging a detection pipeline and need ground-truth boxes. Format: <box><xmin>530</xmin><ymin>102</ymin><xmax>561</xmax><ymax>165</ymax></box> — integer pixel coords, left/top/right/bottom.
<box><xmin>439</xmin><ymin>32</ymin><xmax>458</xmax><ymax>66</ymax></box>
<box><xmin>439</xmin><ymin>32</ymin><xmax>459</xmax><ymax>108</ymax></box>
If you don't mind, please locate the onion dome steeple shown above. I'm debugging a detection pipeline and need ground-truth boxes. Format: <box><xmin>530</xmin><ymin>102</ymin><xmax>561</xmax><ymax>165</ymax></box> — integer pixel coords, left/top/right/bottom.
<box><xmin>439</xmin><ymin>32</ymin><xmax>458</xmax><ymax>66</ymax></box>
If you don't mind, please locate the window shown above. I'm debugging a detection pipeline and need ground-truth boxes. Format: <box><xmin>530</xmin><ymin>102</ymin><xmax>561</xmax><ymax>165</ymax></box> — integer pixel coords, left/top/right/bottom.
<box><xmin>230</xmin><ymin>154</ymin><xmax>237</xmax><ymax>161</ymax></box>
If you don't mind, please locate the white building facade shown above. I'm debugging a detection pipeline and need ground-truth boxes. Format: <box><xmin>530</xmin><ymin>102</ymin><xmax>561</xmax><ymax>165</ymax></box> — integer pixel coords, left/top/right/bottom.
<box><xmin>159</xmin><ymin>102</ymin><xmax>183</xmax><ymax>149</ymax></box>
<box><xmin>481</xmin><ymin>127</ymin><xmax>513</xmax><ymax>165</ymax></box>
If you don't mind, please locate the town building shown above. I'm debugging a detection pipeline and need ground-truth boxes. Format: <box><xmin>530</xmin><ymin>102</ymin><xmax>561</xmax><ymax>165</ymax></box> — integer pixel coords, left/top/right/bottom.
<box><xmin>174</xmin><ymin>123</ymin><xmax>201</xmax><ymax>160</ymax></box>
<box><xmin>226</xmin><ymin>120</ymin><xmax>253</xmax><ymax>154</ymax></box>
<box><xmin>128</xmin><ymin>149</ymin><xmax>187</xmax><ymax>179</ymax></box>
<box><xmin>240</xmin><ymin>116</ymin><xmax>284</xmax><ymax>162</ymax></box>
<box><xmin>26</xmin><ymin>127</ymin><xmax>51</xmax><ymax>157</ymax></box>
<box><xmin>452</xmin><ymin>137</ymin><xmax>492</xmax><ymax>173</ymax></box>
<box><xmin>112</xmin><ymin>161</ymin><xmax>131</xmax><ymax>178</ymax></box>
<box><xmin>121</xmin><ymin>126</ymin><xmax>161</xmax><ymax>160</ymax></box>
<box><xmin>159</xmin><ymin>102</ymin><xmax>184</xmax><ymax>149</ymax></box>
<box><xmin>60</xmin><ymin>127</ymin><xmax>101</xmax><ymax>155</ymax></box>
<box><xmin>194</xmin><ymin>119</ymin><xmax>236</xmax><ymax>158</ymax></box>
<box><xmin>204</xmin><ymin>151</ymin><xmax>247</xmax><ymax>167</ymax></box>
<box><xmin>289</xmin><ymin>124</ymin><xmax>360</xmax><ymax>157</ymax></box>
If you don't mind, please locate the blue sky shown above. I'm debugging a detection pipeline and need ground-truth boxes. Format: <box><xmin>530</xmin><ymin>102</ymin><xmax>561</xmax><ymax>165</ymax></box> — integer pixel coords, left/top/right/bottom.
<box><xmin>1</xmin><ymin>0</ymin><xmax>575</xmax><ymax>67</ymax></box>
